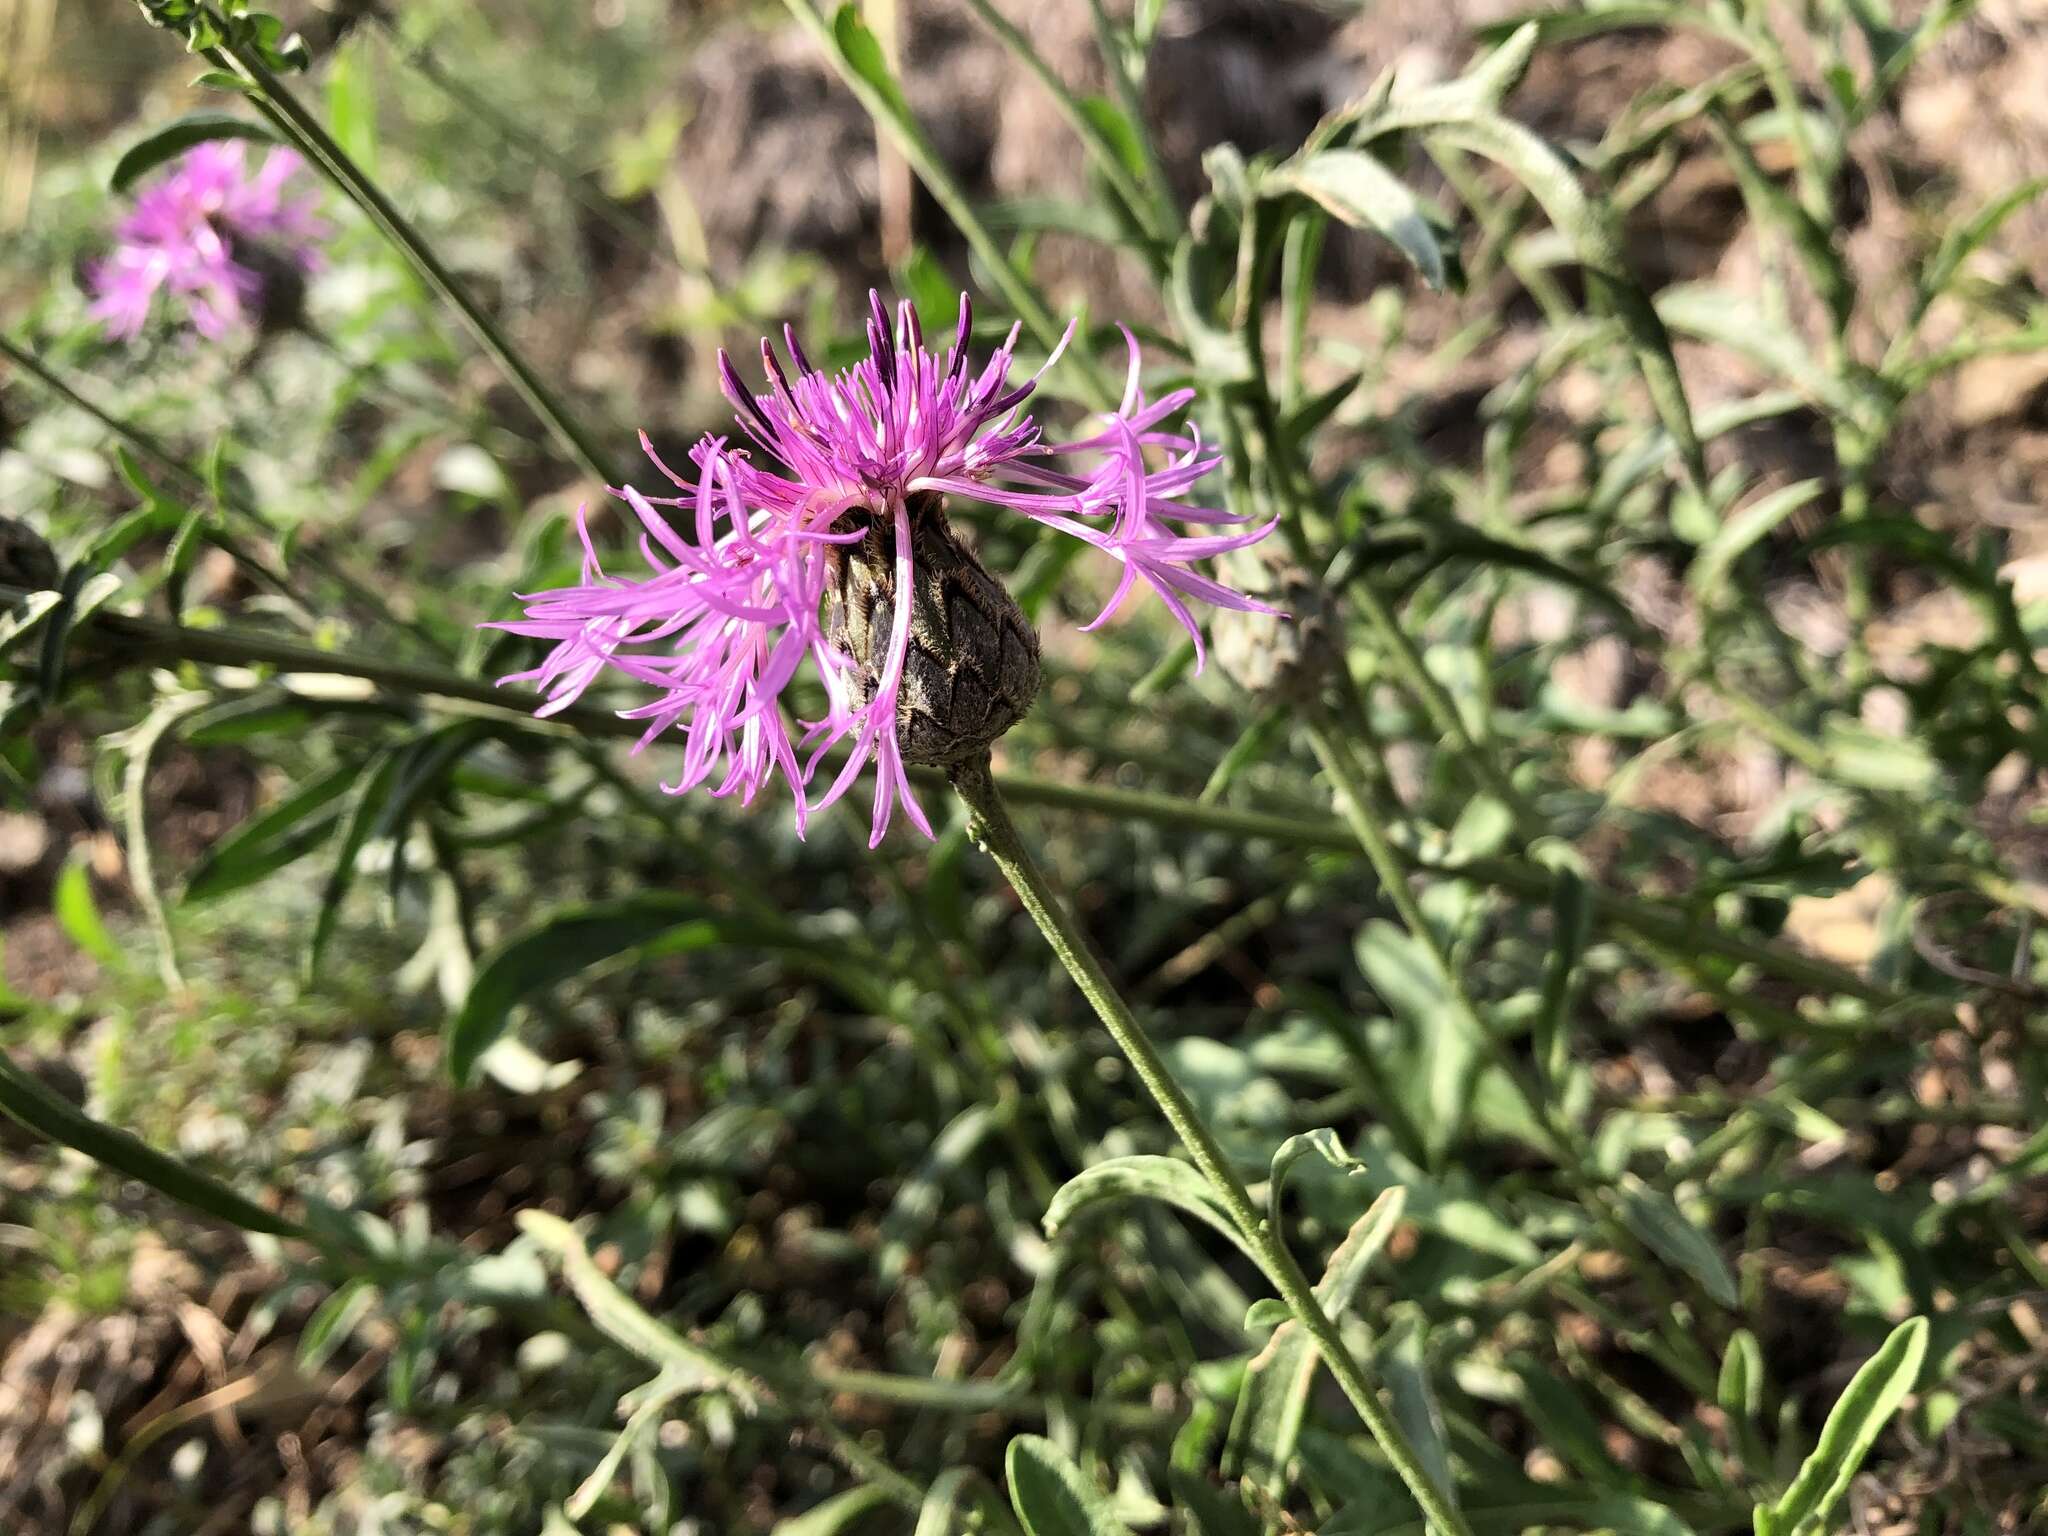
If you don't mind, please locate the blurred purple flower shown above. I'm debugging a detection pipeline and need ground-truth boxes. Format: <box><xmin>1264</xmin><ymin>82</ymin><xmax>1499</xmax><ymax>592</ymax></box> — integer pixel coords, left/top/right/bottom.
<box><xmin>88</xmin><ymin>141</ymin><xmax>329</xmax><ymax>341</ymax></box>
<box><xmin>496</xmin><ymin>293</ymin><xmax>1279</xmax><ymax>844</ymax></box>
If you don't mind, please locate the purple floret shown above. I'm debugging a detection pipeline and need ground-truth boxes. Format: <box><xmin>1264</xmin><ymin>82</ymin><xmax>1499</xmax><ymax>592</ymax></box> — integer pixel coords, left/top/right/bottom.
<box><xmin>496</xmin><ymin>292</ymin><xmax>1280</xmax><ymax>843</ymax></box>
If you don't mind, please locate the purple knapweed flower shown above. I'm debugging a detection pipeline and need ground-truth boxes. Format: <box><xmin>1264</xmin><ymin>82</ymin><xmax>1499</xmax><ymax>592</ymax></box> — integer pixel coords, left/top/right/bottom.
<box><xmin>495</xmin><ymin>293</ymin><xmax>1279</xmax><ymax>844</ymax></box>
<box><xmin>88</xmin><ymin>141</ymin><xmax>329</xmax><ymax>341</ymax></box>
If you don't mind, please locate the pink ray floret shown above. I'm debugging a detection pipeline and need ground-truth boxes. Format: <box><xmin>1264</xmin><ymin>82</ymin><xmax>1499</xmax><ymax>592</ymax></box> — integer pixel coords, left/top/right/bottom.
<box><xmin>496</xmin><ymin>292</ymin><xmax>1280</xmax><ymax>843</ymax></box>
<box><xmin>88</xmin><ymin>141</ymin><xmax>329</xmax><ymax>340</ymax></box>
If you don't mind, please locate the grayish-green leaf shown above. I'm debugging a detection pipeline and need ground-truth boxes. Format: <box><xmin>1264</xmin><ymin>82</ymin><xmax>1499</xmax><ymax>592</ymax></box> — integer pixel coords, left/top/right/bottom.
<box><xmin>1044</xmin><ymin>1154</ymin><xmax>1264</xmax><ymax>1271</ymax></box>
<box><xmin>447</xmin><ymin>894</ymin><xmax>725</xmax><ymax>1085</ymax></box>
<box><xmin>1006</xmin><ymin>1435</ymin><xmax>1135</xmax><ymax>1536</ymax></box>
<box><xmin>1689</xmin><ymin>478</ymin><xmax>1825</xmax><ymax>592</ymax></box>
<box><xmin>1615</xmin><ymin>1174</ymin><xmax>1738</xmax><ymax>1308</ymax></box>
<box><xmin>1267</xmin><ymin>1126</ymin><xmax>1363</xmax><ymax>1237</ymax></box>
<box><xmin>1380</xmin><ymin>1315</ymin><xmax>1459</xmax><ymax>1521</ymax></box>
<box><xmin>1719</xmin><ymin>1328</ymin><xmax>1765</xmax><ymax>1424</ymax></box>
<box><xmin>772</xmin><ymin>1485</ymin><xmax>895</xmax><ymax>1536</ymax></box>
<box><xmin>519</xmin><ymin>1210</ymin><xmax>757</xmax><ymax>1406</ymax></box>
<box><xmin>1273</xmin><ymin>150</ymin><xmax>1445</xmax><ymax>288</ymax></box>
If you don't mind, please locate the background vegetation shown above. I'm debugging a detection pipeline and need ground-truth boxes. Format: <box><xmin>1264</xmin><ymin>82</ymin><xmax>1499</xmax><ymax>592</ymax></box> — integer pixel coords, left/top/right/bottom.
<box><xmin>2</xmin><ymin>1</ymin><xmax>2045</xmax><ymax>1533</ymax></box>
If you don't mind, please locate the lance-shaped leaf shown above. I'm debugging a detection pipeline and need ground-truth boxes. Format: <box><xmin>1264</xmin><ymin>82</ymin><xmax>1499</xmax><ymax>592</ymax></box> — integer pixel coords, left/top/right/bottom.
<box><xmin>1006</xmin><ymin>1435</ymin><xmax>1136</xmax><ymax>1536</ymax></box>
<box><xmin>1270</xmin><ymin>149</ymin><xmax>1445</xmax><ymax>288</ymax></box>
<box><xmin>1225</xmin><ymin>1188</ymin><xmax>1407</xmax><ymax>1496</ymax></box>
<box><xmin>0</xmin><ymin>1049</ymin><xmax>305</xmax><ymax>1238</ymax></box>
<box><xmin>1044</xmin><ymin>1154</ymin><xmax>1266</xmax><ymax>1273</ymax></box>
<box><xmin>110</xmin><ymin>112</ymin><xmax>283</xmax><ymax>192</ymax></box>
<box><xmin>518</xmin><ymin>1210</ymin><xmax>759</xmax><ymax>1406</ymax></box>
<box><xmin>446</xmin><ymin>894</ymin><xmax>728</xmax><ymax>1084</ymax></box>
<box><xmin>1768</xmin><ymin>1316</ymin><xmax>1928</xmax><ymax>1536</ymax></box>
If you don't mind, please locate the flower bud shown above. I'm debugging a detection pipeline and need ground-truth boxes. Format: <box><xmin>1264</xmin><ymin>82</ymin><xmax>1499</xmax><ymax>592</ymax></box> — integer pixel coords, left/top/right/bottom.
<box><xmin>1212</xmin><ymin>549</ymin><xmax>1342</xmax><ymax>703</ymax></box>
<box><xmin>832</xmin><ymin>493</ymin><xmax>1042</xmax><ymax>766</ymax></box>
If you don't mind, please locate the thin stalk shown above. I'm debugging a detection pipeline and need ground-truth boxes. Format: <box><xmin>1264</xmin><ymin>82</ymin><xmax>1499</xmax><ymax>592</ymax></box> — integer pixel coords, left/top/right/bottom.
<box><xmin>372</xmin><ymin>17</ymin><xmax>695</xmax><ymax>280</ymax></box>
<box><xmin>10</xmin><ymin>591</ymin><xmax>1909</xmax><ymax>1007</ymax></box>
<box><xmin>201</xmin><ymin>20</ymin><xmax>616</xmax><ymax>485</ymax></box>
<box><xmin>0</xmin><ymin>331</ymin><xmax>427</xmax><ymax>644</ymax></box>
<box><xmin>16</xmin><ymin>581</ymin><xmax>1900</xmax><ymax>1003</ymax></box>
<box><xmin>1083</xmin><ymin>0</ymin><xmax>1177</xmax><ymax>234</ymax></box>
<box><xmin>1306</xmin><ymin>718</ymin><xmax>1723</xmax><ymax>1384</ymax></box>
<box><xmin>1305</xmin><ymin>716</ymin><xmax>1587</xmax><ymax>1168</ymax></box>
<box><xmin>959</xmin><ymin>0</ymin><xmax>1170</xmax><ymax>247</ymax></box>
<box><xmin>947</xmin><ymin>755</ymin><xmax>1477</xmax><ymax>1536</ymax></box>
<box><xmin>1342</xmin><ymin>559</ymin><xmax>1539</xmax><ymax>828</ymax></box>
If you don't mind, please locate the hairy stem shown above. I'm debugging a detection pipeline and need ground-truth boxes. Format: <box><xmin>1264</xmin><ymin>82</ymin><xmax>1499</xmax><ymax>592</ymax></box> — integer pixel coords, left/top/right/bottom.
<box><xmin>1304</xmin><ymin>716</ymin><xmax>1726</xmax><ymax>1372</ymax></box>
<box><xmin>5</xmin><ymin>587</ymin><xmax>1905</xmax><ymax>1008</ymax></box>
<box><xmin>948</xmin><ymin>754</ymin><xmax>1477</xmax><ymax>1536</ymax></box>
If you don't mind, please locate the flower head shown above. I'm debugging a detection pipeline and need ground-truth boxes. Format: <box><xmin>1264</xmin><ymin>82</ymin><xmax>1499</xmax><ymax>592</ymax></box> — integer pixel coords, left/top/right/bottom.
<box><xmin>88</xmin><ymin>141</ymin><xmax>329</xmax><ymax>341</ymax></box>
<box><xmin>496</xmin><ymin>292</ymin><xmax>1279</xmax><ymax>843</ymax></box>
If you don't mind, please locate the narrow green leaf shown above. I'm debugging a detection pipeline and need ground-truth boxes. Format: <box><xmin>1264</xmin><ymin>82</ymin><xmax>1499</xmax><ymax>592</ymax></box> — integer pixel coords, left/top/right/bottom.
<box><xmin>38</xmin><ymin>569</ymin><xmax>123</xmax><ymax>700</ymax></box>
<box><xmin>0</xmin><ymin>1050</ymin><xmax>304</xmax><ymax>1237</ymax></box>
<box><xmin>1044</xmin><ymin>1154</ymin><xmax>1265</xmax><ymax>1272</ymax></box>
<box><xmin>1719</xmin><ymin>1329</ymin><xmax>1765</xmax><ymax>1424</ymax></box>
<box><xmin>1169</xmin><ymin>1468</ymin><xmax>1259</xmax><ymax>1536</ymax></box>
<box><xmin>447</xmin><ymin>894</ymin><xmax>724</xmax><ymax>1084</ymax></box>
<box><xmin>304</xmin><ymin>748</ymin><xmax>403</xmax><ymax>987</ymax></box>
<box><xmin>1425</xmin><ymin>112</ymin><xmax>1705</xmax><ymax>486</ymax></box>
<box><xmin>1918</xmin><ymin>176</ymin><xmax>2048</xmax><ymax>312</ymax></box>
<box><xmin>1773</xmin><ymin>1316</ymin><xmax>1928</xmax><ymax>1534</ymax></box>
<box><xmin>1510</xmin><ymin>1355</ymin><xmax>1631</xmax><ymax>1483</ymax></box>
<box><xmin>110</xmin><ymin>113</ymin><xmax>281</xmax><ymax>192</ymax></box>
<box><xmin>1316</xmin><ymin>1185</ymin><xmax>1407</xmax><ymax>1314</ymax></box>
<box><xmin>880</xmin><ymin>1103</ymin><xmax>999</xmax><ymax>1282</ymax></box>
<box><xmin>298</xmin><ymin>1277</ymin><xmax>376</xmax><ymax>1372</ymax></box>
<box><xmin>1224</xmin><ymin>1320</ymin><xmax>1317</xmax><ymax>1496</ymax></box>
<box><xmin>1379</xmin><ymin>1315</ymin><xmax>1459</xmax><ymax>1521</ymax></box>
<box><xmin>1169</xmin><ymin>239</ymin><xmax>1257</xmax><ymax>384</ymax></box>
<box><xmin>325</xmin><ymin>41</ymin><xmax>379</xmax><ymax>169</ymax></box>
<box><xmin>1243</xmin><ymin>1298</ymin><xmax>1291</xmax><ymax>1331</ymax></box>
<box><xmin>1354</xmin><ymin>920</ymin><xmax>1473</xmax><ymax>1161</ymax></box>
<box><xmin>1534</xmin><ymin>869</ymin><xmax>1589</xmax><ymax>1085</ymax></box>
<box><xmin>1273</xmin><ymin>149</ymin><xmax>1445</xmax><ymax>288</ymax></box>
<box><xmin>1077</xmin><ymin>95</ymin><xmax>1148</xmax><ymax>187</ymax></box>
<box><xmin>1688</xmin><ymin>478</ymin><xmax>1825</xmax><ymax>593</ymax></box>
<box><xmin>568</xmin><ymin>1369</ymin><xmax>695</xmax><ymax>1521</ymax></box>
<box><xmin>1267</xmin><ymin>1126</ymin><xmax>1363</xmax><ymax>1236</ymax></box>
<box><xmin>1615</xmin><ymin>1174</ymin><xmax>1738</xmax><ymax>1308</ymax></box>
<box><xmin>121</xmin><ymin>690</ymin><xmax>218</xmax><ymax>991</ymax></box>
<box><xmin>1226</xmin><ymin>1187</ymin><xmax>1406</xmax><ymax>1499</ymax></box>
<box><xmin>184</xmin><ymin>757</ymin><xmax>358</xmax><ymax>902</ymax></box>
<box><xmin>1475</xmin><ymin>6</ymin><xmax>1686</xmax><ymax>48</ymax></box>
<box><xmin>1006</xmin><ymin>1435</ymin><xmax>1136</xmax><ymax>1536</ymax></box>
<box><xmin>914</xmin><ymin>1469</ymin><xmax>999</xmax><ymax>1536</ymax></box>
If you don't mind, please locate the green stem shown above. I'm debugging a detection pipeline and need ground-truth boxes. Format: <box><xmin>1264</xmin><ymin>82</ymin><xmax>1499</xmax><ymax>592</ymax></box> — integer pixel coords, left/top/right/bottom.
<box><xmin>0</xmin><ymin>331</ymin><xmax>429</xmax><ymax>646</ymax></box>
<box><xmin>9</xmin><ymin>592</ymin><xmax>1907</xmax><ymax>1008</ymax></box>
<box><xmin>201</xmin><ymin>22</ymin><xmax>616</xmax><ymax>485</ymax></box>
<box><xmin>1083</xmin><ymin>0</ymin><xmax>1177</xmax><ymax>233</ymax></box>
<box><xmin>958</xmin><ymin>0</ymin><xmax>1169</xmax><ymax>248</ymax></box>
<box><xmin>947</xmin><ymin>755</ymin><xmax>1477</xmax><ymax>1536</ymax></box>
<box><xmin>1304</xmin><ymin>718</ymin><xmax>1727</xmax><ymax>1363</ymax></box>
